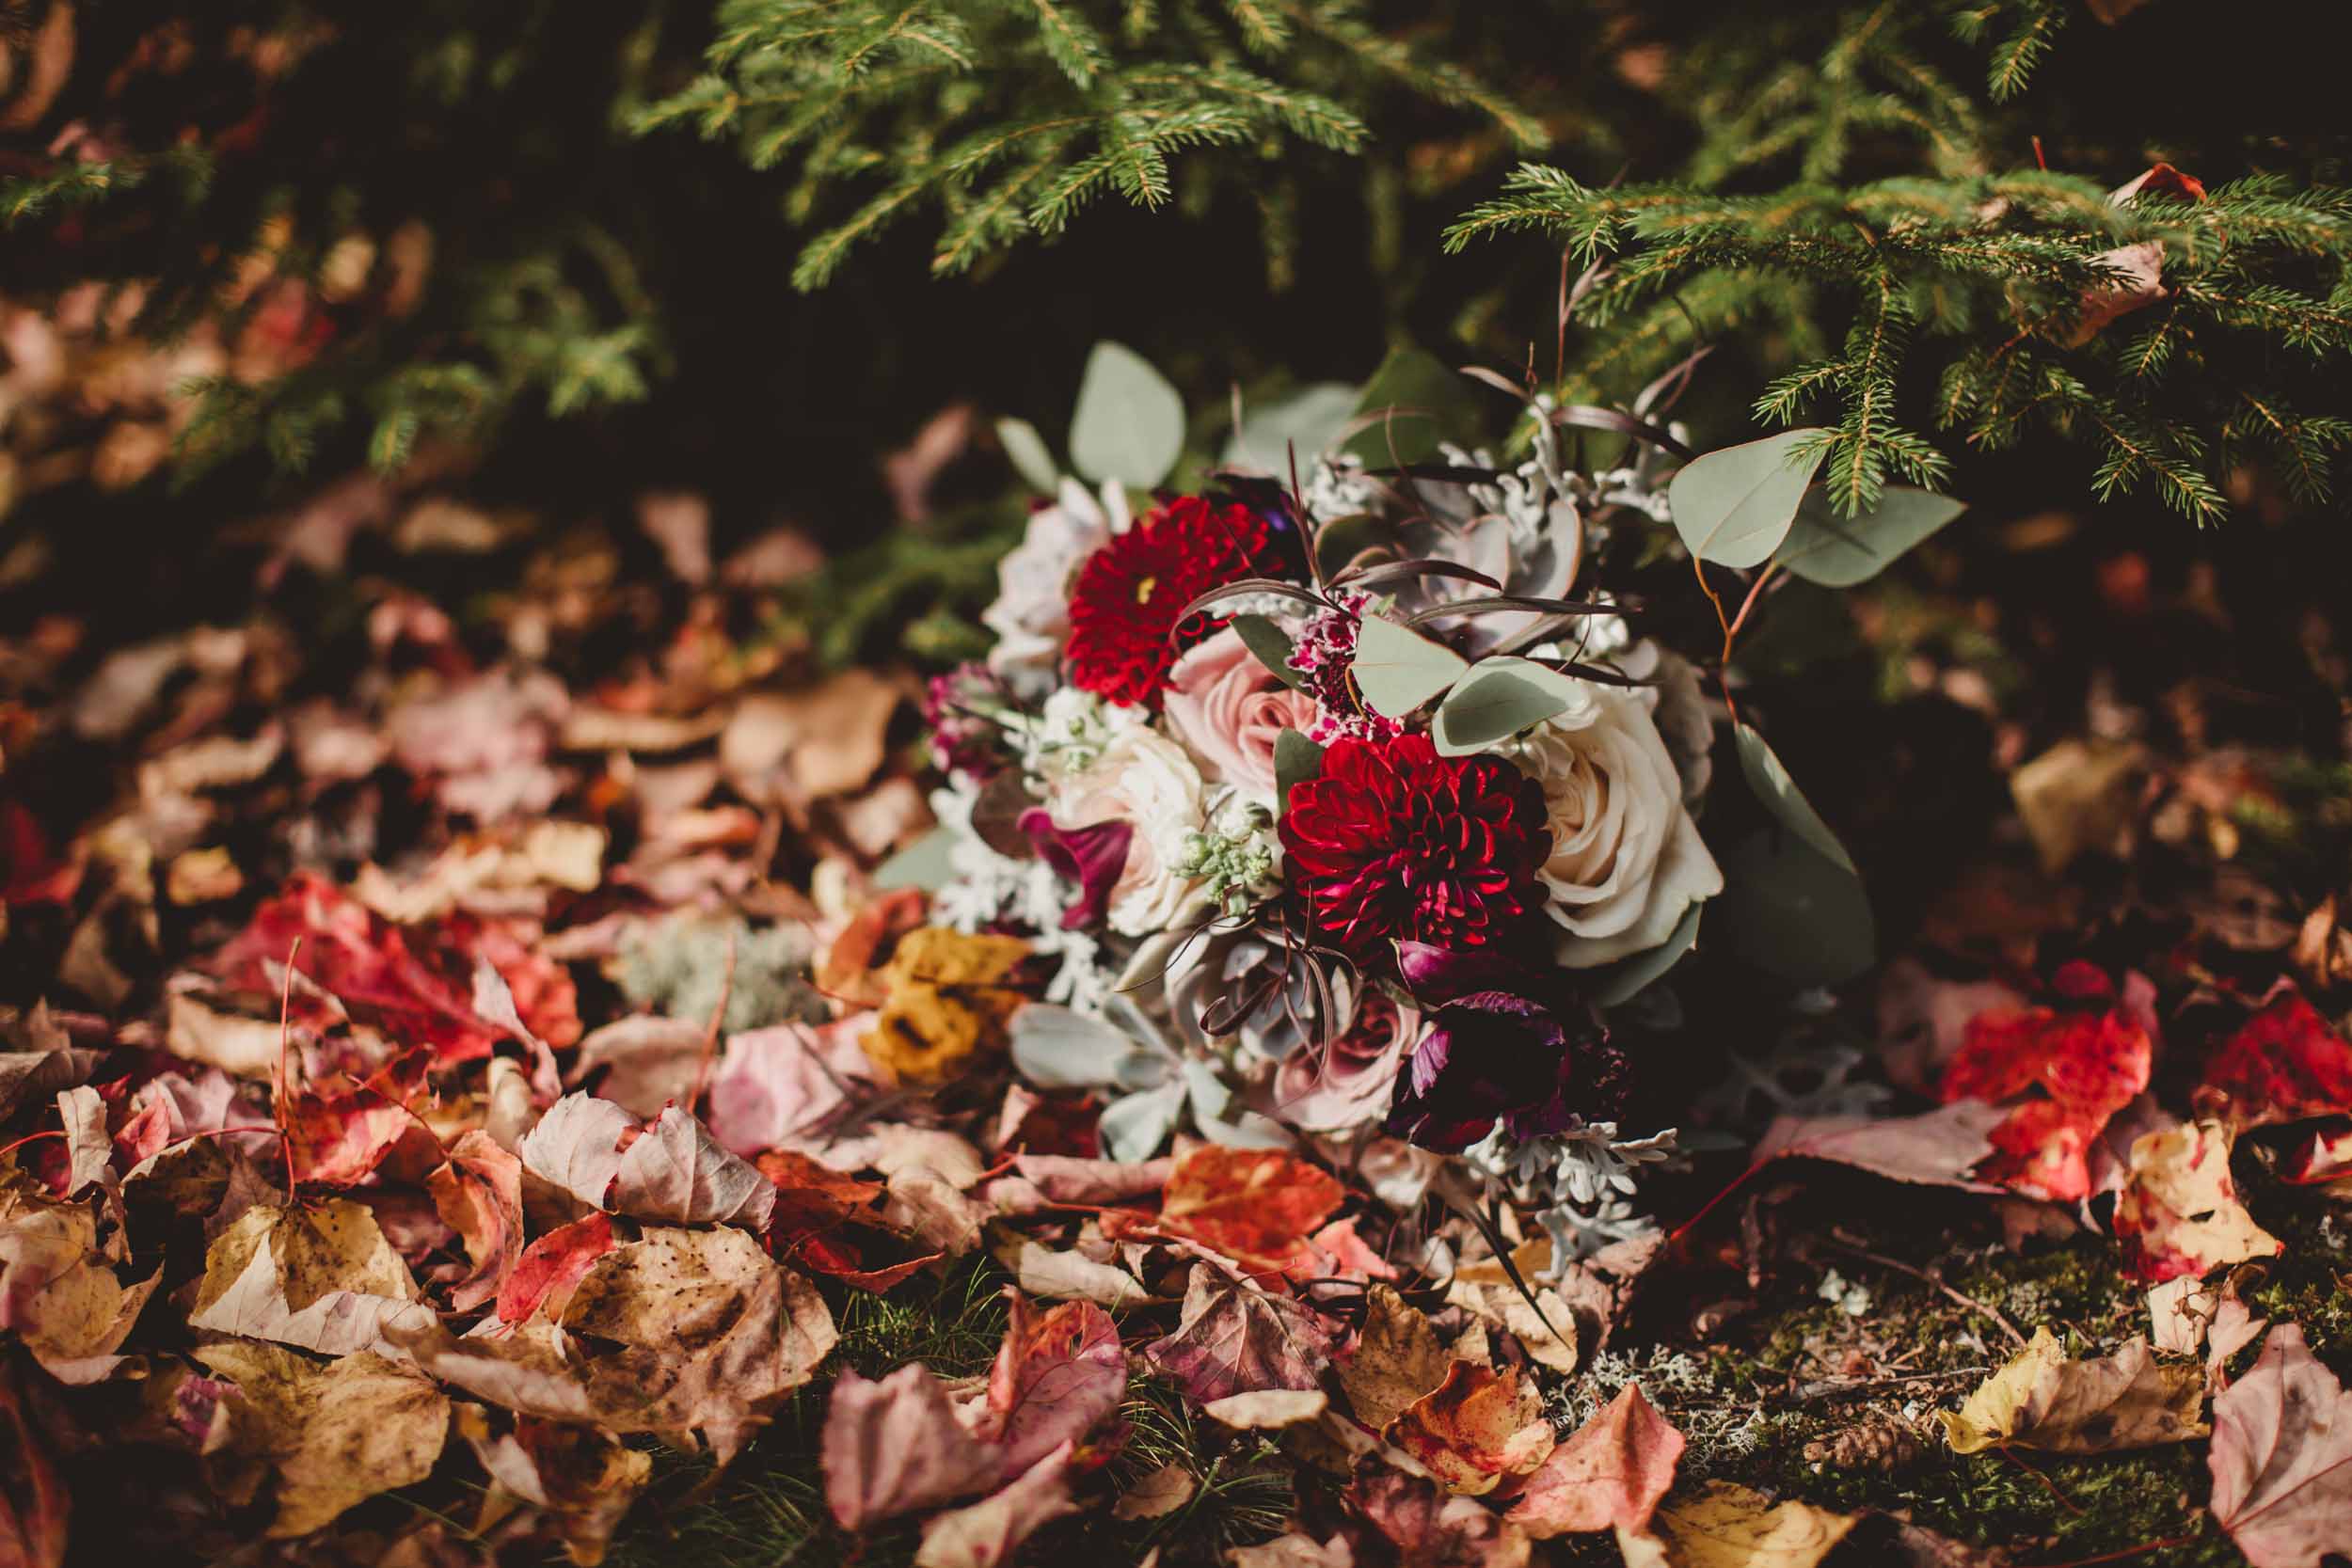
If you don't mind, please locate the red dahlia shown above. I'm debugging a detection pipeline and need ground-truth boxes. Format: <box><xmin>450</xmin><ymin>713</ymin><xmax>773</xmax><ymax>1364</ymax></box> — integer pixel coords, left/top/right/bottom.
<box><xmin>1279</xmin><ymin>734</ymin><xmax>1551</xmax><ymax>965</ymax></box>
<box><xmin>1066</xmin><ymin>496</ymin><xmax>1285</xmax><ymax>708</ymax></box>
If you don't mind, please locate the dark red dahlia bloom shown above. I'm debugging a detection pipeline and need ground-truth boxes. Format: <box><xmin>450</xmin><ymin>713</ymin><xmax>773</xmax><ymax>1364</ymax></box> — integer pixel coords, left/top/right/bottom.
<box><xmin>1065</xmin><ymin>496</ymin><xmax>1286</xmax><ymax>708</ymax></box>
<box><xmin>1279</xmin><ymin>734</ymin><xmax>1550</xmax><ymax>964</ymax></box>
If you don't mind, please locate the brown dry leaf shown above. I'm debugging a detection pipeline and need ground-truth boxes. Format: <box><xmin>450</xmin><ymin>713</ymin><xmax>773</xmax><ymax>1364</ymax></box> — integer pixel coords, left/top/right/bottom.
<box><xmin>721</xmin><ymin>671</ymin><xmax>904</xmax><ymax>805</ymax></box>
<box><xmin>1510</xmin><ymin>1381</ymin><xmax>1685</xmax><ymax>1538</ymax></box>
<box><xmin>609</xmin><ymin>1105</ymin><xmax>777</xmax><ymax>1229</ymax></box>
<box><xmin>0</xmin><ymin>1177</ymin><xmax>159</xmax><ymax>1383</ymax></box>
<box><xmin>455</xmin><ymin>1406</ymin><xmax>652</xmax><ymax>1567</ymax></box>
<box><xmin>988</xmin><ymin>1231</ymin><xmax>1151</xmax><ymax>1310</ymax></box>
<box><xmin>860</xmin><ymin>927</ymin><xmax>1030</xmax><ymax>1085</ymax></box>
<box><xmin>1338</xmin><ymin>1282</ymin><xmax>1452</xmax><ymax>1433</ymax></box>
<box><xmin>1205</xmin><ymin>1389</ymin><xmax>1329</xmax><ymax>1430</ymax></box>
<box><xmin>1</xmin><ymin>1358</ymin><xmax>71</xmax><ymax>1568</ymax></box>
<box><xmin>2010</xmin><ymin>738</ymin><xmax>2144</xmax><ymax>872</ymax></box>
<box><xmin>2208</xmin><ymin>1323</ymin><xmax>2352</xmax><ymax>1568</ymax></box>
<box><xmin>1616</xmin><ymin>1481</ymin><xmax>1857</xmax><ymax>1568</ymax></box>
<box><xmin>2147</xmin><ymin>1276</ymin><xmax>2219</xmax><ymax>1355</ymax></box>
<box><xmin>1383</xmin><ymin>1360</ymin><xmax>1553</xmax><ymax>1497</ymax></box>
<box><xmin>2114</xmin><ymin>1119</ymin><xmax>2281</xmax><ymax>1284</ymax></box>
<box><xmin>1938</xmin><ymin>1326</ymin><xmax>2206</xmax><ymax>1454</ymax></box>
<box><xmin>196</xmin><ymin>1341</ymin><xmax>452</xmax><ymax>1537</ymax></box>
<box><xmin>188</xmin><ymin>1199</ymin><xmax>435</xmax><ymax>1357</ymax></box>
<box><xmin>568</xmin><ymin>1015</ymin><xmax>708</xmax><ymax>1118</ymax></box>
<box><xmin>1112</xmin><ymin>1463</ymin><xmax>1198</xmax><ymax>1521</ymax></box>
<box><xmin>1443</xmin><ymin>1271</ymin><xmax>1581</xmax><ymax>1375</ymax></box>
<box><xmin>427</xmin><ymin>1129</ymin><xmax>524</xmax><ymax>1313</ymax></box>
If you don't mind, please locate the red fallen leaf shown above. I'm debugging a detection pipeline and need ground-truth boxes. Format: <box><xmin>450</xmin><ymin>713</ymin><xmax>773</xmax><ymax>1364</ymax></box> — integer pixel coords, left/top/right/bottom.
<box><xmin>1286</xmin><ymin>1217</ymin><xmax>1398</xmax><ymax>1289</ymax></box>
<box><xmin>1939</xmin><ymin>1001</ymin><xmax>2153</xmax><ymax>1202</ymax></box>
<box><xmin>992</xmin><ymin>1083</ymin><xmax>1101</xmax><ymax>1159</ymax></box>
<box><xmin>1384</xmin><ymin>1360</ymin><xmax>1553</xmax><ymax>1497</ymax></box>
<box><xmin>1154</xmin><ymin>1145</ymin><xmax>1347</xmax><ymax>1272</ymax></box>
<box><xmin>756</xmin><ymin>1148</ymin><xmax>886</xmax><ymax>1235</ymax></box>
<box><xmin>1509</xmin><ymin>1382</ymin><xmax>1684</xmax><ymax>1538</ymax></box>
<box><xmin>428</xmin><ymin>1130</ymin><xmax>524</xmax><ymax>1312</ymax></box>
<box><xmin>2208</xmin><ymin>1323</ymin><xmax>2352</xmax><ymax>1568</ymax></box>
<box><xmin>2114</xmin><ymin>1120</ymin><xmax>2282</xmax><ymax>1284</ymax></box>
<box><xmin>984</xmin><ymin>1293</ymin><xmax>1127</xmax><ymax>1474</ymax></box>
<box><xmin>497</xmin><ymin>1212</ymin><xmax>616</xmax><ymax>1323</ymax></box>
<box><xmin>0</xmin><ymin>798</ymin><xmax>81</xmax><ymax>910</ymax></box>
<box><xmin>452</xmin><ymin>913</ymin><xmax>580</xmax><ymax>1051</ymax></box>
<box><xmin>789</xmin><ymin>1228</ymin><xmax>942</xmax><ymax>1294</ymax></box>
<box><xmin>1142</xmin><ymin>1264</ymin><xmax>1335</xmax><ymax>1406</ymax></box>
<box><xmin>282</xmin><ymin>1081</ymin><xmax>441</xmax><ymax>1187</ymax></box>
<box><xmin>1350</xmin><ymin>1469</ymin><xmax>1531</xmax><ymax>1568</ymax></box>
<box><xmin>821</xmin><ymin>1363</ymin><xmax>1003</xmax><ymax>1529</ymax></box>
<box><xmin>2197</xmin><ymin>990</ymin><xmax>2352</xmax><ymax>1129</ymax></box>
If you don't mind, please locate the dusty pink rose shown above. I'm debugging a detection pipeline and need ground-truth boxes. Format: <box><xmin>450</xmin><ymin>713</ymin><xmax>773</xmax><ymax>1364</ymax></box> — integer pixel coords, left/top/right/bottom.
<box><xmin>1162</xmin><ymin>627</ymin><xmax>1319</xmax><ymax>800</ymax></box>
<box><xmin>1274</xmin><ymin>989</ymin><xmax>1422</xmax><ymax>1133</ymax></box>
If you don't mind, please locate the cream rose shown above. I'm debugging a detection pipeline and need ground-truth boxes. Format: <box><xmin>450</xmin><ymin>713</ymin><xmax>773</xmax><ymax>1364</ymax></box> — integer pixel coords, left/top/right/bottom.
<box><xmin>980</xmin><ymin>479</ymin><xmax>1119</xmax><ymax>691</ymax></box>
<box><xmin>1515</xmin><ymin>674</ymin><xmax>1723</xmax><ymax>966</ymax></box>
<box><xmin>1048</xmin><ymin>728</ymin><xmax>1208</xmax><ymax>936</ymax></box>
<box><xmin>1162</xmin><ymin>627</ymin><xmax>1321</xmax><ymax>802</ymax></box>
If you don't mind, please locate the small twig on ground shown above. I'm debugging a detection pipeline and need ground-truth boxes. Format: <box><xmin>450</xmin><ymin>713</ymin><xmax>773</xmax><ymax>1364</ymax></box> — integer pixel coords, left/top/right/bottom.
<box><xmin>2026</xmin><ymin>1533</ymin><xmax>2200</xmax><ymax>1567</ymax></box>
<box><xmin>2001</xmin><ymin>1449</ymin><xmax>2085</xmax><ymax>1516</ymax></box>
<box><xmin>689</xmin><ymin>929</ymin><xmax>739</xmax><ymax>1111</ymax></box>
<box><xmin>1827</xmin><ymin>1230</ymin><xmax>2029</xmax><ymax>1349</ymax></box>
<box><xmin>1788</xmin><ymin>1368</ymin><xmax>1988</xmax><ymax>1402</ymax></box>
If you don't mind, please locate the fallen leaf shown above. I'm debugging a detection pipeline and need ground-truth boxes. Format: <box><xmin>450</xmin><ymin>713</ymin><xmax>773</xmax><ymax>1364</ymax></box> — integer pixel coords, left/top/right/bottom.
<box><xmin>188</xmin><ymin>1200</ymin><xmax>435</xmax><ymax>1357</ymax></box>
<box><xmin>1510</xmin><ymin>1381</ymin><xmax>1685</xmax><ymax>1537</ymax></box>
<box><xmin>1143</xmin><ymin>1263</ymin><xmax>1334</xmax><ymax>1405</ymax></box>
<box><xmin>984</xmin><ymin>1293</ymin><xmax>1126</xmax><ymax>1472</ymax></box>
<box><xmin>2147</xmin><ymin>1276</ymin><xmax>2219</xmax><ymax>1355</ymax></box>
<box><xmin>497</xmin><ymin>1212</ymin><xmax>616</xmax><ymax>1323</ymax></box>
<box><xmin>568</xmin><ymin>1014</ymin><xmax>708</xmax><ymax>1118</ymax></box>
<box><xmin>609</xmin><ymin>1104</ymin><xmax>777</xmax><ymax>1229</ymax></box>
<box><xmin>705</xmin><ymin>1018</ymin><xmax>877</xmax><ymax>1156</ymax></box>
<box><xmin>1351</xmin><ymin>1469</ymin><xmax>1531</xmax><ymax>1568</ymax></box>
<box><xmin>1938</xmin><ymin>1001</ymin><xmax>2153</xmax><ymax>1202</ymax></box>
<box><xmin>2113</xmin><ymin>1119</ymin><xmax>2281</xmax><ymax>1283</ymax></box>
<box><xmin>1110</xmin><ymin>1462</ymin><xmax>1197</xmax><ymax>1520</ymax></box>
<box><xmin>1230</xmin><ymin>1530</ymin><xmax>1359</xmax><ymax>1566</ymax></box>
<box><xmin>2197</xmin><ymin>990</ymin><xmax>2352</xmax><ymax>1128</ymax></box>
<box><xmin>860</xmin><ymin>927</ymin><xmax>1029</xmax><ymax>1085</ymax></box>
<box><xmin>1384</xmin><ymin>1360</ymin><xmax>1552</xmax><ymax>1496</ymax></box>
<box><xmin>1336</xmin><ymin>1283</ymin><xmax>1453</xmax><ymax>1433</ymax></box>
<box><xmin>1618</xmin><ymin>1481</ymin><xmax>1856</xmax><ymax>1568</ymax></box>
<box><xmin>1939</xmin><ymin>1327</ymin><xmax>2205</xmax><ymax>1454</ymax></box>
<box><xmin>2208</xmin><ymin>1323</ymin><xmax>2352</xmax><ymax>1568</ymax></box>
<box><xmin>456</xmin><ymin>1407</ymin><xmax>652</xmax><ymax>1567</ymax></box>
<box><xmin>1</xmin><ymin>1361</ymin><xmax>70</xmax><ymax>1568</ymax></box>
<box><xmin>2009</xmin><ymin>738</ymin><xmax>2143</xmax><ymax>872</ymax></box>
<box><xmin>53</xmin><ymin>1086</ymin><xmax>110</xmax><ymax>1196</ymax></box>
<box><xmin>989</xmin><ymin>1232</ymin><xmax>1151</xmax><ymax>1310</ymax></box>
<box><xmin>1204</xmin><ymin>1388</ymin><xmax>1328</xmax><ymax>1429</ymax></box>
<box><xmin>2283</xmin><ymin>1126</ymin><xmax>2352</xmax><ymax>1184</ymax></box>
<box><xmin>1155</xmin><ymin>1145</ymin><xmax>1347</xmax><ymax>1273</ymax></box>
<box><xmin>822</xmin><ymin>1363</ymin><xmax>1003</xmax><ymax>1529</ymax></box>
<box><xmin>517</xmin><ymin>1092</ymin><xmax>632</xmax><ymax>1210</ymax></box>
<box><xmin>1754</xmin><ymin>1100</ymin><xmax>2008</xmax><ymax>1191</ymax></box>
<box><xmin>427</xmin><ymin>1129</ymin><xmax>525</xmax><ymax>1312</ymax></box>
<box><xmin>913</xmin><ymin>1442</ymin><xmax>1078</xmax><ymax>1568</ymax></box>
<box><xmin>197</xmin><ymin>1342</ymin><xmax>452</xmax><ymax>1536</ymax></box>
<box><xmin>0</xmin><ymin>1181</ymin><xmax>158</xmax><ymax>1383</ymax></box>
<box><xmin>2209</xmin><ymin>1298</ymin><xmax>2271</xmax><ymax>1383</ymax></box>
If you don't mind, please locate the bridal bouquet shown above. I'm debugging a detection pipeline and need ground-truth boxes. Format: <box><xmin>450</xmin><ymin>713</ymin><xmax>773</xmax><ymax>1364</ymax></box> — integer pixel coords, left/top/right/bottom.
<box><xmin>908</xmin><ymin>343</ymin><xmax>1948</xmax><ymax>1268</ymax></box>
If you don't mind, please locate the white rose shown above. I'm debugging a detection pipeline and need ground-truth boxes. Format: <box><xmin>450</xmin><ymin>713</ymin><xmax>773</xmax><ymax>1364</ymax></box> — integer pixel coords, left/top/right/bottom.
<box><xmin>1515</xmin><ymin>673</ymin><xmax>1724</xmax><ymax>967</ymax></box>
<box><xmin>1048</xmin><ymin>728</ymin><xmax>1208</xmax><ymax>936</ymax></box>
<box><xmin>981</xmin><ymin>478</ymin><xmax>1121</xmax><ymax>691</ymax></box>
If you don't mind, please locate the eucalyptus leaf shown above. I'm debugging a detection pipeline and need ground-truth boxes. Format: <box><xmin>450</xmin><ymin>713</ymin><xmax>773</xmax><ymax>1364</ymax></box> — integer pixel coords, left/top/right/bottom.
<box><xmin>1069</xmin><ymin>340</ymin><xmax>1185</xmax><ymax>489</ymax></box>
<box><xmin>1223</xmin><ymin>381</ymin><xmax>1360</xmax><ymax>471</ymax></box>
<box><xmin>1275</xmin><ymin>730</ymin><xmax>1325</xmax><ymax>812</ymax></box>
<box><xmin>1592</xmin><ymin>903</ymin><xmax>1702</xmax><ymax>1008</ymax></box>
<box><xmin>1351</xmin><ymin>613</ymin><xmax>1469</xmax><ymax>718</ymax></box>
<box><xmin>995</xmin><ymin>416</ymin><xmax>1060</xmax><ymax>494</ymax></box>
<box><xmin>1231</xmin><ymin>613</ymin><xmax>1307</xmax><ymax>690</ymax></box>
<box><xmin>1431</xmin><ymin>657</ymin><xmax>1580</xmax><ymax>755</ymax></box>
<box><xmin>1343</xmin><ymin>346</ymin><xmax>1486</xmax><ymax>467</ymax></box>
<box><xmin>872</xmin><ymin>826</ymin><xmax>959</xmax><ymax>893</ymax></box>
<box><xmin>1667</xmin><ymin>427</ymin><xmax>1829</xmax><ymax>569</ymax></box>
<box><xmin>1735</xmin><ymin>724</ymin><xmax>1855</xmax><ymax>873</ymax></box>
<box><xmin>1772</xmin><ymin>485</ymin><xmax>1967</xmax><ymax>587</ymax></box>
<box><xmin>1714</xmin><ymin>830</ymin><xmax>1875</xmax><ymax>986</ymax></box>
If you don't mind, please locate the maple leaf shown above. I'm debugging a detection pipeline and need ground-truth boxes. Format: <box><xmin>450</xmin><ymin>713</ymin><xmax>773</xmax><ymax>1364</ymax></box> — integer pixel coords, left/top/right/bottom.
<box><xmin>0</xmin><ymin>1180</ymin><xmax>159</xmax><ymax>1383</ymax></box>
<box><xmin>426</xmin><ymin>1128</ymin><xmax>524</xmax><ymax>1311</ymax></box>
<box><xmin>1153</xmin><ymin>1144</ymin><xmax>1347</xmax><ymax>1272</ymax></box>
<box><xmin>2198</xmin><ymin>990</ymin><xmax>2352</xmax><ymax>1128</ymax></box>
<box><xmin>187</xmin><ymin>1199</ymin><xmax>435</xmax><ymax>1357</ymax></box>
<box><xmin>822</xmin><ymin>1363</ymin><xmax>1004</xmax><ymax>1529</ymax></box>
<box><xmin>1384</xmin><ymin>1360</ymin><xmax>1553</xmax><ymax>1496</ymax></box>
<box><xmin>2113</xmin><ymin>1119</ymin><xmax>2282</xmax><ymax>1283</ymax></box>
<box><xmin>983</xmin><ymin>1293</ymin><xmax>1126</xmax><ymax>1473</ymax></box>
<box><xmin>1142</xmin><ymin>1263</ymin><xmax>1335</xmax><ymax>1405</ymax></box>
<box><xmin>2208</xmin><ymin>1323</ymin><xmax>2352</xmax><ymax>1568</ymax></box>
<box><xmin>1337</xmin><ymin>1282</ymin><xmax>1453</xmax><ymax>1433</ymax></box>
<box><xmin>1938</xmin><ymin>1002</ymin><xmax>2153</xmax><ymax>1201</ymax></box>
<box><xmin>1939</xmin><ymin>1326</ymin><xmax>2205</xmax><ymax>1454</ymax></box>
<box><xmin>610</xmin><ymin>1104</ymin><xmax>777</xmax><ymax>1228</ymax></box>
<box><xmin>498</xmin><ymin>1212</ymin><xmax>616</xmax><ymax>1323</ymax></box>
<box><xmin>1510</xmin><ymin>1381</ymin><xmax>1685</xmax><ymax>1538</ymax></box>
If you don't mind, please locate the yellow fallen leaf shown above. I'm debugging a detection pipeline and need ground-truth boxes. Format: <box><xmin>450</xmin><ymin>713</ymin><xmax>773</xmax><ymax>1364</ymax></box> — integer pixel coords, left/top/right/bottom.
<box><xmin>197</xmin><ymin>1342</ymin><xmax>452</xmax><ymax>1536</ymax></box>
<box><xmin>1940</xmin><ymin>1325</ymin><xmax>2206</xmax><ymax>1454</ymax></box>
<box><xmin>2115</xmin><ymin>1119</ymin><xmax>2282</xmax><ymax>1282</ymax></box>
<box><xmin>1614</xmin><ymin>1481</ymin><xmax>1856</xmax><ymax>1568</ymax></box>
<box><xmin>861</xmin><ymin>927</ymin><xmax>1029</xmax><ymax>1085</ymax></box>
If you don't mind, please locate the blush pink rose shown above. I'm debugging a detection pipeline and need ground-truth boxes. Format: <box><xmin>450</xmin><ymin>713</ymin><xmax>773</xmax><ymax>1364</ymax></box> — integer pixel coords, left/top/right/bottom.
<box><xmin>1162</xmin><ymin>627</ymin><xmax>1320</xmax><ymax>801</ymax></box>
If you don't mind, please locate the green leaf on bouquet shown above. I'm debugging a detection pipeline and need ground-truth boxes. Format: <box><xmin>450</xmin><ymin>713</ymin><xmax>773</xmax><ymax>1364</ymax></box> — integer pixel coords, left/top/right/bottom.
<box><xmin>873</xmin><ymin>827</ymin><xmax>960</xmax><ymax>893</ymax></box>
<box><xmin>1343</xmin><ymin>346</ymin><xmax>1486</xmax><ymax>467</ymax></box>
<box><xmin>1275</xmin><ymin>731</ymin><xmax>1325</xmax><ymax>813</ymax></box>
<box><xmin>1224</xmin><ymin>381</ymin><xmax>1361</xmax><ymax>472</ymax></box>
<box><xmin>1772</xmin><ymin>485</ymin><xmax>1966</xmax><ymax>587</ymax></box>
<box><xmin>1715</xmin><ymin>828</ymin><xmax>1875</xmax><ymax>986</ymax></box>
<box><xmin>1231</xmin><ymin>613</ymin><xmax>1309</xmax><ymax>690</ymax></box>
<box><xmin>1351</xmin><ymin>613</ymin><xmax>1468</xmax><ymax>719</ymax></box>
<box><xmin>1734</xmin><ymin>724</ymin><xmax>1855</xmax><ymax>874</ymax></box>
<box><xmin>1591</xmin><ymin>903</ymin><xmax>1702</xmax><ymax>1007</ymax></box>
<box><xmin>1431</xmin><ymin>657</ymin><xmax>1579</xmax><ymax>755</ymax></box>
<box><xmin>1667</xmin><ymin>427</ymin><xmax>1829</xmax><ymax>568</ymax></box>
<box><xmin>995</xmin><ymin>416</ymin><xmax>1061</xmax><ymax>494</ymax></box>
<box><xmin>1069</xmin><ymin>341</ymin><xmax>1185</xmax><ymax>490</ymax></box>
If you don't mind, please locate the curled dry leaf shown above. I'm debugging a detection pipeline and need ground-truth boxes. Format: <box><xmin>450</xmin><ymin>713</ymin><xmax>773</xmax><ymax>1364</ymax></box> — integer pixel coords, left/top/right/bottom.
<box><xmin>427</xmin><ymin>1128</ymin><xmax>523</xmax><ymax>1312</ymax></box>
<box><xmin>1383</xmin><ymin>1360</ymin><xmax>1553</xmax><ymax>1496</ymax></box>
<box><xmin>0</xmin><ymin>1178</ymin><xmax>160</xmax><ymax>1383</ymax></box>
<box><xmin>1154</xmin><ymin>1144</ymin><xmax>1347</xmax><ymax>1273</ymax></box>
<box><xmin>988</xmin><ymin>1231</ymin><xmax>1151</xmax><ymax>1309</ymax></box>
<box><xmin>2207</xmin><ymin>1323</ymin><xmax>2352</xmax><ymax>1568</ymax></box>
<box><xmin>1110</xmin><ymin>1462</ymin><xmax>1197</xmax><ymax>1520</ymax></box>
<box><xmin>1337</xmin><ymin>1282</ymin><xmax>1453</xmax><ymax>1434</ymax></box>
<box><xmin>1143</xmin><ymin>1263</ymin><xmax>1335</xmax><ymax>1406</ymax></box>
<box><xmin>609</xmin><ymin>1104</ymin><xmax>777</xmax><ymax>1229</ymax></box>
<box><xmin>456</xmin><ymin>1407</ymin><xmax>653</xmax><ymax>1567</ymax></box>
<box><xmin>2113</xmin><ymin>1119</ymin><xmax>2281</xmax><ymax>1283</ymax></box>
<box><xmin>1509</xmin><ymin>1381</ymin><xmax>1685</xmax><ymax>1538</ymax></box>
<box><xmin>1616</xmin><ymin>1481</ymin><xmax>1856</xmax><ymax>1568</ymax></box>
<box><xmin>1938</xmin><ymin>1326</ymin><xmax>2206</xmax><ymax>1455</ymax></box>
<box><xmin>859</xmin><ymin>927</ymin><xmax>1030</xmax><ymax>1085</ymax></box>
<box><xmin>196</xmin><ymin>1342</ymin><xmax>452</xmax><ymax>1537</ymax></box>
<box><xmin>823</xmin><ymin>1363</ymin><xmax>1004</xmax><ymax>1529</ymax></box>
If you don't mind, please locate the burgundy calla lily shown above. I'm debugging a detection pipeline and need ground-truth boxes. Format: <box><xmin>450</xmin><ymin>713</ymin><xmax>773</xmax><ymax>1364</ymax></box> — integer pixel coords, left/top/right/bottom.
<box><xmin>1018</xmin><ymin>808</ymin><xmax>1133</xmax><ymax>931</ymax></box>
